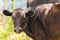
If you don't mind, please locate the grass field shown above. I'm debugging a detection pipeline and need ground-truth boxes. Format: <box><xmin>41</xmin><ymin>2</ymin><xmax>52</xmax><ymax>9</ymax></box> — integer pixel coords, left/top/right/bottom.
<box><xmin>0</xmin><ymin>15</ymin><xmax>31</xmax><ymax>40</ymax></box>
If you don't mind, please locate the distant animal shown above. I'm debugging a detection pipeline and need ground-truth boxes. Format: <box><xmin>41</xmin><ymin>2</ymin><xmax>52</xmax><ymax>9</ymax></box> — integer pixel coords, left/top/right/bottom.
<box><xmin>27</xmin><ymin>0</ymin><xmax>60</xmax><ymax>10</ymax></box>
<box><xmin>3</xmin><ymin>3</ymin><xmax>60</xmax><ymax>40</ymax></box>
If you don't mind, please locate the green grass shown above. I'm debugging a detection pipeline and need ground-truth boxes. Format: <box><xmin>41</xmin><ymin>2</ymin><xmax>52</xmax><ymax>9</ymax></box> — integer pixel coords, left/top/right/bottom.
<box><xmin>0</xmin><ymin>16</ymin><xmax>30</xmax><ymax>40</ymax></box>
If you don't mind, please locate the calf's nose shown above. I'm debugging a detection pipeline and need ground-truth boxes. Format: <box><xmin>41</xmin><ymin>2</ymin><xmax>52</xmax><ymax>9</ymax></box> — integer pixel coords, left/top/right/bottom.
<box><xmin>14</xmin><ymin>27</ymin><xmax>23</xmax><ymax>33</ymax></box>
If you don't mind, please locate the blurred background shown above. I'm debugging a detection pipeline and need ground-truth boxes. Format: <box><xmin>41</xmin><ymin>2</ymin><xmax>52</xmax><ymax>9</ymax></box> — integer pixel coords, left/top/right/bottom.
<box><xmin>0</xmin><ymin>0</ymin><xmax>31</xmax><ymax>40</ymax></box>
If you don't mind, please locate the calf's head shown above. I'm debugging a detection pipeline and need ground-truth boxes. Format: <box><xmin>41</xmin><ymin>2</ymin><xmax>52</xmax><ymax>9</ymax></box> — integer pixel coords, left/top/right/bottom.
<box><xmin>3</xmin><ymin>8</ymin><xmax>34</xmax><ymax>34</ymax></box>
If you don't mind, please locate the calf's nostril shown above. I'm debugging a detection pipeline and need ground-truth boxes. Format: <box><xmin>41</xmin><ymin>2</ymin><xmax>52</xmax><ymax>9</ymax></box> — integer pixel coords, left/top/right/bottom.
<box><xmin>19</xmin><ymin>29</ymin><xmax>22</xmax><ymax>32</ymax></box>
<box><xmin>14</xmin><ymin>29</ymin><xmax>16</xmax><ymax>32</ymax></box>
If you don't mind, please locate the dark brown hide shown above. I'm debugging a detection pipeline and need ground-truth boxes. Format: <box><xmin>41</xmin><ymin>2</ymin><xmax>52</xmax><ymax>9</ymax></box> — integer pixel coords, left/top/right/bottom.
<box><xmin>25</xmin><ymin>3</ymin><xmax>60</xmax><ymax>40</ymax></box>
<box><xmin>44</xmin><ymin>3</ymin><xmax>60</xmax><ymax>40</ymax></box>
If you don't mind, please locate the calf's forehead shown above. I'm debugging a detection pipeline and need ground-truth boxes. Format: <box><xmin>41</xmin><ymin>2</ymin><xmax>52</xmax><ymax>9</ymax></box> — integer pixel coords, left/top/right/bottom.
<box><xmin>12</xmin><ymin>9</ymin><xmax>25</xmax><ymax>17</ymax></box>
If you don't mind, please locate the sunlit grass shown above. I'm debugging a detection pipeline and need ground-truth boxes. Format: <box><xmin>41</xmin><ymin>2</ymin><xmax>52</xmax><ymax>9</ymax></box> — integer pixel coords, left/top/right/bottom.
<box><xmin>0</xmin><ymin>16</ymin><xmax>30</xmax><ymax>40</ymax></box>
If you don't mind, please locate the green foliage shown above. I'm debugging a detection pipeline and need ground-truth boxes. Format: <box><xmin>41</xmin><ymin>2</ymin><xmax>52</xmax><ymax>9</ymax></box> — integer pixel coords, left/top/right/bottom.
<box><xmin>12</xmin><ymin>0</ymin><xmax>14</xmax><ymax>11</ymax></box>
<box><xmin>0</xmin><ymin>16</ymin><xmax>30</xmax><ymax>40</ymax></box>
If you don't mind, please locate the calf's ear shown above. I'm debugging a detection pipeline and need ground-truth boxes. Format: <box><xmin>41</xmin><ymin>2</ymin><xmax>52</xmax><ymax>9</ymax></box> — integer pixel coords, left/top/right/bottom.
<box><xmin>25</xmin><ymin>10</ymin><xmax>34</xmax><ymax>17</ymax></box>
<box><xmin>3</xmin><ymin>10</ymin><xmax>12</xmax><ymax>16</ymax></box>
